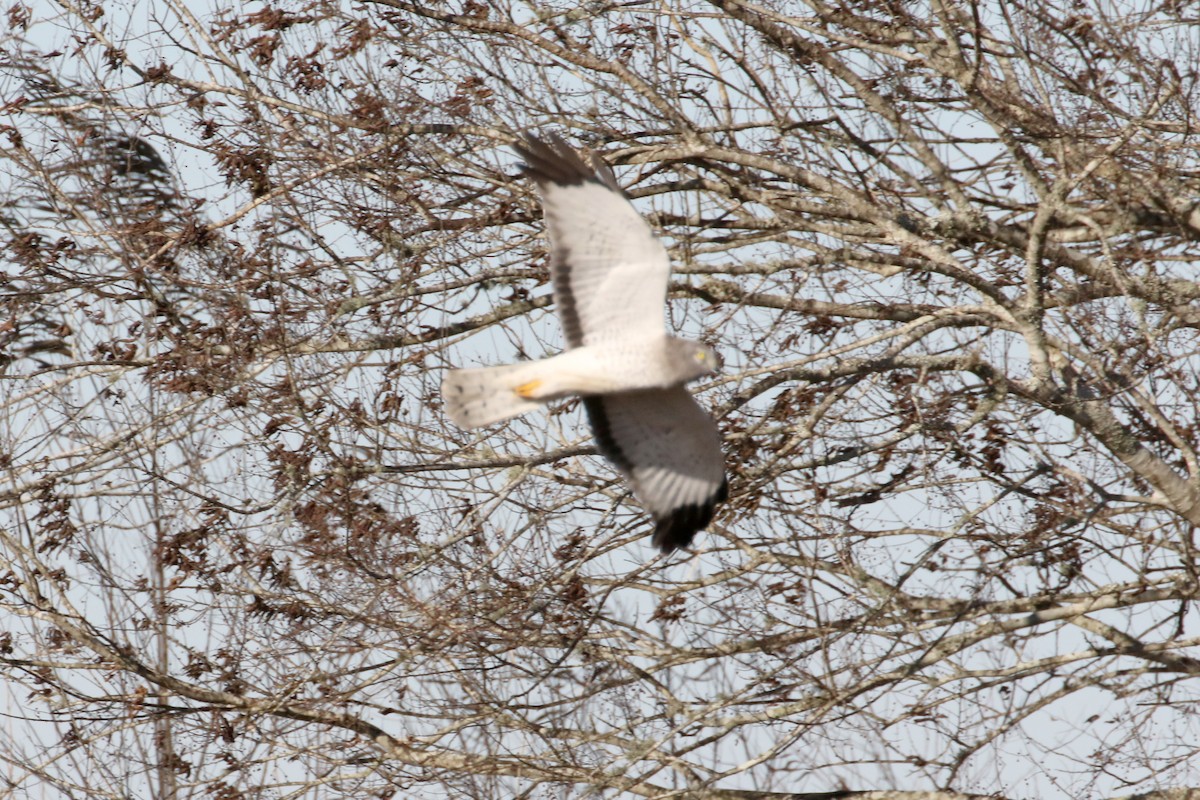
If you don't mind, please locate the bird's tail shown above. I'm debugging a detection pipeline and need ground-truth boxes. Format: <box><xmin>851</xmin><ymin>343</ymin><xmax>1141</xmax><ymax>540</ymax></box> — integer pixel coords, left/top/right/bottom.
<box><xmin>441</xmin><ymin>362</ymin><xmax>548</xmax><ymax>429</ymax></box>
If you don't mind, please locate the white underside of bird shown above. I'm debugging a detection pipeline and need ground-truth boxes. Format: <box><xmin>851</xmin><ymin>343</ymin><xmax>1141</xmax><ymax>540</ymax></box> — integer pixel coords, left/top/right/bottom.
<box><xmin>443</xmin><ymin>336</ymin><xmax>708</xmax><ymax>429</ymax></box>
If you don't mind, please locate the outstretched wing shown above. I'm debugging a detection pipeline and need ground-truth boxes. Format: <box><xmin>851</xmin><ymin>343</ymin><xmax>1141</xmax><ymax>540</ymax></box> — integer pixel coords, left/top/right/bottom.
<box><xmin>513</xmin><ymin>133</ymin><xmax>670</xmax><ymax>348</ymax></box>
<box><xmin>584</xmin><ymin>388</ymin><xmax>727</xmax><ymax>552</ymax></box>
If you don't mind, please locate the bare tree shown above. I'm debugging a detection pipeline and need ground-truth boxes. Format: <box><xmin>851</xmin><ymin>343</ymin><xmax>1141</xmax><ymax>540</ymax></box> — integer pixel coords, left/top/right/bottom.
<box><xmin>2</xmin><ymin>0</ymin><xmax>1200</xmax><ymax>797</ymax></box>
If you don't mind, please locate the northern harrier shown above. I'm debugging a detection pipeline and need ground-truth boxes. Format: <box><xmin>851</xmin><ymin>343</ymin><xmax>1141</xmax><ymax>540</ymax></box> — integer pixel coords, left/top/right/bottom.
<box><xmin>442</xmin><ymin>133</ymin><xmax>727</xmax><ymax>552</ymax></box>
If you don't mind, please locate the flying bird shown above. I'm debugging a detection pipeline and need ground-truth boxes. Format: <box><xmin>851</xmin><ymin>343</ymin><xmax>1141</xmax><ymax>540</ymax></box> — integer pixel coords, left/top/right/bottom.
<box><xmin>442</xmin><ymin>133</ymin><xmax>727</xmax><ymax>552</ymax></box>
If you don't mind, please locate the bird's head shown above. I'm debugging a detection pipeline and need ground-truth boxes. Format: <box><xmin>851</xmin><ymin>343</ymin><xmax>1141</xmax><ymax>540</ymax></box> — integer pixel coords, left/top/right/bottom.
<box><xmin>670</xmin><ymin>337</ymin><xmax>722</xmax><ymax>382</ymax></box>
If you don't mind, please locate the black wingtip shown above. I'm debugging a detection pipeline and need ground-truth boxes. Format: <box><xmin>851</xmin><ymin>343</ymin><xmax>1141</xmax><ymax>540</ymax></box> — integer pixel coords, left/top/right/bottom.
<box><xmin>650</xmin><ymin>478</ymin><xmax>729</xmax><ymax>553</ymax></box>
<box><xmin>512</xmin><ymin>131</ymin><xmax>595</xmax><ymax>186</ymax></box>
<box><xmin>512</xmin><ymin>131</ymin><xmax>627</xmax><ymax>195</ymax></box>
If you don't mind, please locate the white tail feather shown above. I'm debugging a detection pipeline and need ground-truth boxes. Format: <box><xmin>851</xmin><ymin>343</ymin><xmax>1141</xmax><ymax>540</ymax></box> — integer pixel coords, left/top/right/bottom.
<box><xmin>441</xmin><ymin>363</ymin><xmax>547</xmax><ymax>429</ymax></box>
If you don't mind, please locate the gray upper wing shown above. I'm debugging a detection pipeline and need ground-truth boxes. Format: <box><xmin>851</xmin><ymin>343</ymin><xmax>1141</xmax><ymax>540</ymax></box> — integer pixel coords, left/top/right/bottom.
<box><xmin>513</xmin><ymin>133</ymin><xmax>671</xmax><ymax>349</ymax></box>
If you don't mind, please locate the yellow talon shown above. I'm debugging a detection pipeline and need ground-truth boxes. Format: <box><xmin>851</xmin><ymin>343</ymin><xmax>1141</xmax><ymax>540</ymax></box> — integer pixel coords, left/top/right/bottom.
<box><xmin>515</xmin><ymin>379</ymin><xmax>543</xmax><ymax>399</ymax></box>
